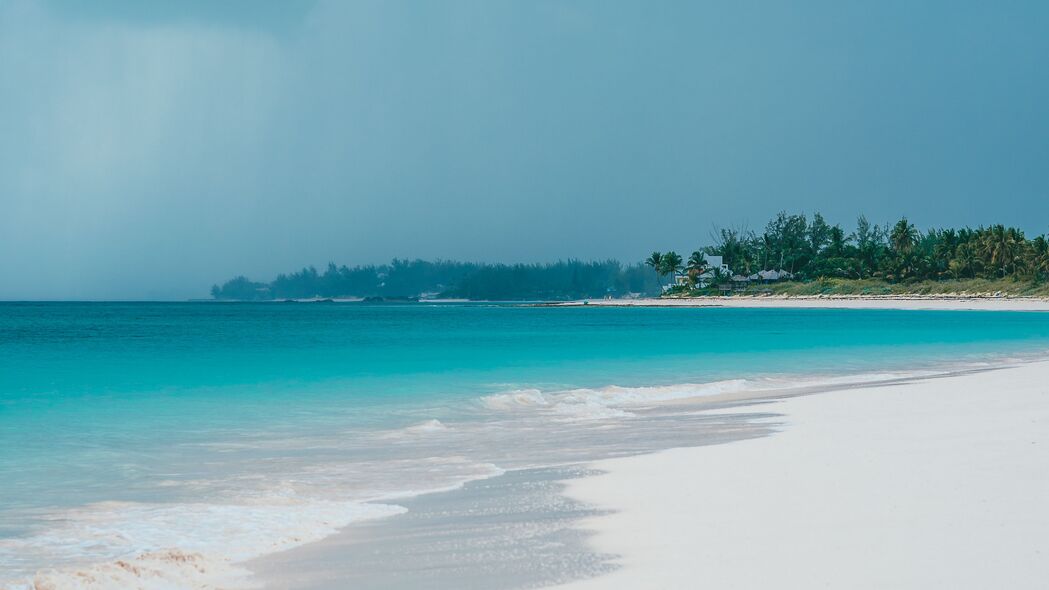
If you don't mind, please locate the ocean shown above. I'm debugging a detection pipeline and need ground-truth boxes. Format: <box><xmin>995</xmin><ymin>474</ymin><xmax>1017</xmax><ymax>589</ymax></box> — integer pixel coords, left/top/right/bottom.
<box><xmin>2</xmin><ymin>302</ymin><xmax>1049</xmax><ymax>587</ymax></box>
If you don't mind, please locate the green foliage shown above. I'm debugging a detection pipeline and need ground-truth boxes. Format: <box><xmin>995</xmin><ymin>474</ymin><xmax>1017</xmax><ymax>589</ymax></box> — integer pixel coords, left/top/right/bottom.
<box><xmin>659</xmin><ymin>251</ymin><xmax>683</xmax><ymax>277</ymax></box>
<box><xmin>761</xmin><ymin>277</ymin><xmax>1049</xmax><ymax>298</ymax></box>
<box><xmin>690</xmin><ymin>211</ymin><xmax>1049</xmax><ymax>285</ymax></box>
<box><xmin>212</xmin><ymin>259</ymin><xmax>660</xmax><ymax>301</ymax></box>
<box><xmin>210</xmin><ymin>276</ymin><xmax>268</xmax><ymax>300</ymax></box>
<box><xmin>446</xmin><ymin>260</ymin><xmax>654</xmax><ymax>300</ymax></box>
<box><xmin>686</xmin><ymin>251</ymin><xmax>708</xmax><ymax>286</ymax></box>
<box><xmin>212</xmin><ymin>212</ymin><xmax>1049</xmax><ymax>301</ymax></box>
<box><xmin>645</xmin><ymin>251</ymin><xmax>664</xmax><ymax>287</ymax></box>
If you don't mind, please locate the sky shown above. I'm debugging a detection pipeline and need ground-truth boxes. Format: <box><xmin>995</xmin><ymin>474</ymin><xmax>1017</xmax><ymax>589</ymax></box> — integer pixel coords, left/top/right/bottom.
<box><xmin>1</xmin><ymin>0</ymin><xmax>1047</xmax><ymax>300</ymax></box>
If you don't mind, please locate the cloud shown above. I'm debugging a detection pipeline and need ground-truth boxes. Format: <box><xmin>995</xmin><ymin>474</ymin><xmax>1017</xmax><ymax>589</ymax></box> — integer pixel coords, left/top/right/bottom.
<box><xmin>1</xmin><ymin>1</ymin><xmax>291</xmax><ymax>298</ymax></box>
<box><xmin>1</xmin><ymin>0</ymin><xmax>1047</xmax><ymax>299</ymax></box>
<box><xmin>43</xmin><ymin>0</ymin><xmax>316</xmax><ymax>33</ymax></box>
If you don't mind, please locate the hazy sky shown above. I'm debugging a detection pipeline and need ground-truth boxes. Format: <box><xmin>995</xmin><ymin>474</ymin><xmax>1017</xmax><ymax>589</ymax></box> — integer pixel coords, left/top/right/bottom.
<box><xmin>2</xmin><ymin>0</ymin><xmax>1047</xmax><ymax>299</ymax></box>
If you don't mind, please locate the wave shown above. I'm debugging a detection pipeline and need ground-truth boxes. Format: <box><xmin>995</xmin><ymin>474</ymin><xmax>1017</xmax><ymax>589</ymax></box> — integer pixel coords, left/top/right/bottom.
<box><xmin>480</xmin><ymin>379</ymin><xmax>754</xmax><ymax>420</ymax></box>
<box><xmin>378</xmin><ymin>419</ymin><xmax>453</xmax><ymax>439</ymax></box>
<box><xmin>477</xmin><ymin>369</ymin><xmax>947</xmax><ymax>421</ymax></box>
<box><xmin>374</xmin><ymin>462</ymin><xmax>506</xmax><ymax>501</ymax></box>
<box><xmin>1</xmin><ymin>455</ymin><xmax>510</xmax><ymax>590</ymax></box>
<box><xmin>0</xmin><ymin>498</ymin><xmax>405</xmax><ymax>590</ymax></box>
<box><xmin>9</xmin><ymin>550</ymin><xmax>253</xmax><ymax>590</ymax></box>
<box><xmin>2</xmin><ymin>363</ymin><xmax>977</xmax><ymax>588</ymax></box>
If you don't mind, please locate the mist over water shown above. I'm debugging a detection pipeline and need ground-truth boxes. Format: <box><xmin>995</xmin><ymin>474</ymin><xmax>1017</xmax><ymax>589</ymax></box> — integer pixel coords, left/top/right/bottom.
<box><xmin>3</xmin><ymin>1</ymin><xmax>1049</xmax><ymax>300</ymax></box>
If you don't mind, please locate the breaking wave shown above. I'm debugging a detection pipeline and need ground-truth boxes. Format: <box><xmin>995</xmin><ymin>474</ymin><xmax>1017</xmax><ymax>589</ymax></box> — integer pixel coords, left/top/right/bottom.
<box><xmin>378</xmin><ymin>419</ymin><xmax>453</xmax><ymax>439</ymax></box>
<box><xmin>0</xmin><ymin>498</ymin><xmax>405</xmax><ymax>590</ymax></box>
<box><xmin>478</xmin><ymin>369</ymin><xmax>944</xmax><ymax>421</ymax></box>
<box><xmin>2</xmin><ymin>366</ymin><xmax>962</xmax><ymax>589</ymax></box>
<box><xmin>480</xmin><ymin>379</ymin><xmax>754</xmax><ymax>419</ymax></box>
<box><xmin>12</xmin><ymin>550</ymin><xmax>253</xmax><ymax>590</ymax></box>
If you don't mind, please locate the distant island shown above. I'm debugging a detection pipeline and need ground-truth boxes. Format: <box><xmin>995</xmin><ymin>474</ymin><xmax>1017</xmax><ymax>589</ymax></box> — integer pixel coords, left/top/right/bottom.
<box><xmin>211</xmin><ymin>259</ymin><xmax>658</xmax><ymax>301</ymax></box>
<box><xmin>211</xmin><ymin>212</ymin><xmax>1049</xmax><ymax>301</ymax></box>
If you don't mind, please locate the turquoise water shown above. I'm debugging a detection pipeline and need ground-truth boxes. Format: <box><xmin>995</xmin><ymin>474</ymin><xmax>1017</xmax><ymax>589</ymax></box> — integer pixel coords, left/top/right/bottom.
<box><xmin>2</xmin><ymin>302</ymin><xmax>1049</xmax><ymax>585</ymax></box>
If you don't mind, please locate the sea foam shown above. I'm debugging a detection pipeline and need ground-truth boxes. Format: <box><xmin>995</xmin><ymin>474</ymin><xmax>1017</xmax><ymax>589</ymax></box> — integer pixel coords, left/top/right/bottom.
<box><xmin>477</xmin><ymin>369</ymin><xmax>946</xmax><ymax>421</ymax></box>
<box><xmin>378</xmin><ymin>419</ymin><xmax>453</xmax><ymax>439</ymax></box>
<box><xmin>480</xmin><ymin>379</ymin><xmax>754</xmax><ymax>420</ymax></box>
<box><xmin>0</xmin><ymin>498</ymin><xmax>405</xmax><ymax>590</ymax></box>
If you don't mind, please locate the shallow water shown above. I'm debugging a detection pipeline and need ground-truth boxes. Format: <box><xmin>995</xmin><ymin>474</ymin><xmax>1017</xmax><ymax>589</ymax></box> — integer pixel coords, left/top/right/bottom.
<box><xmin>2</xmin><ymin>302</ymin><xmax>1049</xmax><ymax>587</ymax></box>
<box><xmin>249</xmin><ymin>465</ymin><xmax>619</xmax><ymax>590</ymax></box>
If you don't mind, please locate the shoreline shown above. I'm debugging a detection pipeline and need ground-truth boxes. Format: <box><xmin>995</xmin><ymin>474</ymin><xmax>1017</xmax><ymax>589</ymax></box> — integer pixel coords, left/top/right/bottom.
<box><xmin>11</xmin><ymin>354</ymin><xmax>1048</xmax><ymax>589</ymax></box>
<box><xmin>241</xmin><ymin>358</ymin><xmax>1046</xmax><ymax>590</ymax></box>
<box><xmin>552</xmin><ymin>295</ymin><xmax>1049</xmax><ymax>311</ymax></box>
<box><xmin>553</xmin><ymin>358</ymin><xmax>1049</xmax><ymax>590</ymax></box>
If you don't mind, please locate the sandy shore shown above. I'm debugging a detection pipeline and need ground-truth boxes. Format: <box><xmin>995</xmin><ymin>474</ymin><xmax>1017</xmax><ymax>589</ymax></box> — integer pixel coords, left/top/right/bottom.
<box><xmin>553</xmin><ymin>359</ymin><xmax>1049</xmax><ymax>590</ymax></box>
<box><xmin>555</xmin><ymin>295</ymin><xmax>1049</xmax><ymax>311</ymax></box>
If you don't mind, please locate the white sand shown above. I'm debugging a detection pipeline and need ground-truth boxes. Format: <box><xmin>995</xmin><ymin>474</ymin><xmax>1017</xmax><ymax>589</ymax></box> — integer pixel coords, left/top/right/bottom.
<box><xmin>564</xmin><ymin>296</ymin><xmax>1049</xmax><ymax>311</ymax></box>
<box><xmin>555</xmin><ymin>360</ymin><xmax>1049</xmax><ymax>590</ymax></box>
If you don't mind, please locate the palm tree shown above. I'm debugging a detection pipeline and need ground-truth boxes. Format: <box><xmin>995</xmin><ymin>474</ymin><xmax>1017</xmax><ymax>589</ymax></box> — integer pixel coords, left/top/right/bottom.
<box><xmin>709</xmin><ymin>266</ymin><xmax>728</xmax><ymax>289</ymax></box>
<box><xmin>930</xmin><ymin>229</ymin><xmax>958</xmax><ymax>278</ymax></box>
<box><xmin>980</xmin><ymin>225</ymin><xmax>1022</xmax><ymax>278</ymax></box>
<box><xmin>645</xmin><ymin>252</ymin><xmax>663</xmax><ymax>287</ymax></box>
<box><xmin>686</xmin><ymin>251</ymin><xmax>708</xmax><ymax>287</ymax></box>
<box><xmin>758</xmin><ymin>233</ymin><xmax>773</xmax><ymax>270</ymax></box>
<box><xmin>889</xmin><ymin>217</ymin><xmax>917</xmax><ymax>254</ymax></box>
<box><xmin>1029</xmin><ymin>236</ymin><xmax>1049</xmax><ymax>280</ymax></box>
<box><xmin>886</xmin><ymin>218</ymin><xmax>920</xmax><ymax>280</ymax></box>
<box><xmin>660</xmin><ymin>251</ymin><xmax>684</xmax><ymax>287</ymax></box>
<box><xmin>1007</xmin><ymin>227</ymin><xmax>1026</xmax><ymax>275</ymax></box>
<box><xmin>949</xmin><ymin>242</ymin><xmax>980</xmax><ymax>279</ymax></box>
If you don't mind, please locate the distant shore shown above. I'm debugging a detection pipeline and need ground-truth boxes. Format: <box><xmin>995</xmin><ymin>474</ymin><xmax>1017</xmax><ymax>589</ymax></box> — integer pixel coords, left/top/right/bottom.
<box><xmin>207</xmin><ymin>294</ymin><xmax>1049</xmax><ymax>311</ymax></box>
<box><xmin>552</xmin><ymin>294</ymin><xmax>1049</xmax><ymax>311</ymax></box>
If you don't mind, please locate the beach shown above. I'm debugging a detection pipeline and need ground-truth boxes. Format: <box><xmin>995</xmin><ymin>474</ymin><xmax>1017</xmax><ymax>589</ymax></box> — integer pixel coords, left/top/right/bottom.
<box><xmin>9</xmin><ymin>0</ymin><xmax>1049</xmax><ymax>587</ymax></box>
<box><xmin>559</xmin><ymin>295</ymin><xmax>1049</xmax><ymax>312</ymax></box>
<box><xmin>244</xmin><ymin>358</ymin><xmax>1049</xmax><ymax>590</ymax></box>
<box><xmin>554</xmin><ymin>359</ymin><xmax>1049</xmax><ymax>590</ymax></box>
<box><xmin>5</xmin><ymin>304</ymin><xmax>1049</xmax><ymax>590</ymax></box>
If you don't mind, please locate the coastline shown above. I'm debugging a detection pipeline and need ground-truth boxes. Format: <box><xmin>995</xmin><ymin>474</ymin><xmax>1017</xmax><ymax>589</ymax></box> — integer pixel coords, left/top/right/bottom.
<box><xmin>241</xmin><ymin>357</ymin><xmax>1049</xmax><ymax>590</ymax></box>
<box><xmin>16</xmin><ymin>356</ymin><xmax>1046</xmax><ymax>589</ymax></box>
<box><xmin>554</xmin><ymin>295</ymin><xmax>1049</xmax><ymax>311</ymax></box>
<box><xmin>553</xmin><ymin>359</ymin><xmax>1049</xmax><ymax>590</ymax></box>
<box><xmin>9</xmin><ymin>302</ymin><xmax>1049</xmax><ymax>589</ymax></box>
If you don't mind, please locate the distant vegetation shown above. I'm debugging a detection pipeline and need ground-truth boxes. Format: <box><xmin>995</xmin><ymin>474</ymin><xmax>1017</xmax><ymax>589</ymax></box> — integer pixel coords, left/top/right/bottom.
<box><xmin>212</xmin><ymin>212</ymin><xmax>1049</xmax><ymax>301</ymax></box>
<box><xmin>648</xmin><ymin>212</ymin><xmax>1049</xmax><ymax>295</ymax></box>
<box><xmin>762</xmin><ymin>277</ymin><xmax>1049</xmax><ymax>298</ymax></box>
<box><xmin>211</xmin><ymin>259</ymin><xmax>659</xmax><ymax>301</ymax></box>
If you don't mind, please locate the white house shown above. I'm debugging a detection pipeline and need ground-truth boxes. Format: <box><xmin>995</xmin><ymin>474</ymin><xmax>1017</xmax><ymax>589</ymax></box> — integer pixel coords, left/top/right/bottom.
<box><xmin>695</xmin><ymin>255</ymin><xmax>730</xmax><ymax>288</ymax></box>
<box><xmin>667</xmin><ymin>256</ymin><xmax>797</xmax><ymax>291</ymax></box>
<box><xmin>670</xmin><ymin>255</ymin><xmax>731</xmax><ymax>289</ymax></box>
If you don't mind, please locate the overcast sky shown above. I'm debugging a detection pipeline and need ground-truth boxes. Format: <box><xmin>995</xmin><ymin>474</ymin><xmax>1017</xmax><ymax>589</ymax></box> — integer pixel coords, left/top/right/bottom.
<box><xmin>2</xmin><ymin>0</ymin><xmax>1047</xmax><ymax>299</ymax></box>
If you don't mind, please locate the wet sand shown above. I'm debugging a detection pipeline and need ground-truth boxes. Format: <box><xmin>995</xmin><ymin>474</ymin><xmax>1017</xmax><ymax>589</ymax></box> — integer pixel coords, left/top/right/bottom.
<box><xmin>244</xmin><ymin>365</ymin><xmax>1042</xmax><ymax>589</ymax></box>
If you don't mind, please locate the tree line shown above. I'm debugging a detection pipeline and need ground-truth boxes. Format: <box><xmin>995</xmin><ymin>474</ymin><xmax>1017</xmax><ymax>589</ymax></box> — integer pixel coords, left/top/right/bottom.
<box><xmin>211</xmin><ymin>213</ymin><xmax>1048</xmax><ymax>300</ymax></box>
<box><xmin>647</xmin><ymin>212</ymin><xmax>1049</xmax><ymax>285</ymax></box>
<box><xmin>211</xmin><ymin>259</ymin><xmax>660</xmax><ymax>300</ymax></box>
